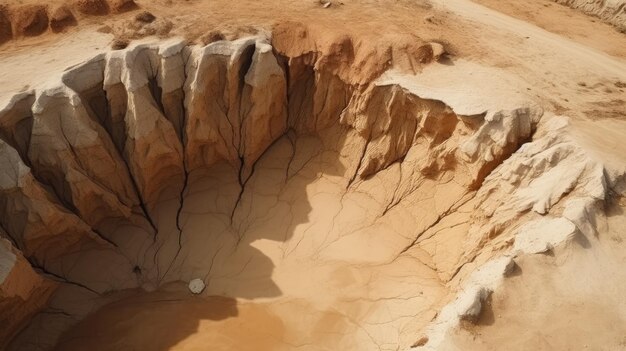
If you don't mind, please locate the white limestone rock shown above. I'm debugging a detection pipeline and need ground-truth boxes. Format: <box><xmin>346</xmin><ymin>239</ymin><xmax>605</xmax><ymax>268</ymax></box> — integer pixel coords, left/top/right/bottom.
<box><xmin>188</xmin><ymin>278</ymin><xmax>205</xmax><ymax>294</ymax></box>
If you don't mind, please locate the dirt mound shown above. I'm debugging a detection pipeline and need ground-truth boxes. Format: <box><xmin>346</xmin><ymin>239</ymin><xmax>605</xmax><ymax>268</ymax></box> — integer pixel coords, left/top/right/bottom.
<box><xmin>108</xmin><ymin>0</ymin><xmax>138</xmax><ymax>14</ymax></box>
<box><xmin>11</xmin><ymin>5</ymin><xmax>49</xmax><ymax>37</ymax></box>
<box><xmin>134</xmin><ymin>11</ymin><xmax>156</xmax><ymax>23</ymax></box>
<box><xmin>0</xmin><ymin>6</ymin><xmax>12</xmax><ymax>45</ymax></box>
<box><xmin>272</xmin><ymin>21</ymin><xmax>434</xmax><ymax>84</ymax></box>
<box><xmin>196</xmin><ymin>25</ymin><xmax>259</xmax><ymax>45</ymax></box>
<box><xmin>49</xmin><ymin>5</ymin><xmax>76</xmax><ymax>33</ymax></box>
<box><xmin>112</xmin><ymin>15</ymin><xmax>173</xmax><ymax>40</ymax></box>
<box><xmin>110</xmin><ymin>38</ymin><xmax>128</xmax><ymax>49</ymax></box>
<box><xmin>0</xmin><ymin>0</ymin><xmax>140</xmax><ymax>46</ymax></box>
<box><xmin>199</xmin><ymin>30</ymin><xmax>226</xmax><ymax>44</ymax></box>
<box><xmin>72</xmin><ymin>0</ymin><xmax>110</xmax><ymax>16</ymax></box>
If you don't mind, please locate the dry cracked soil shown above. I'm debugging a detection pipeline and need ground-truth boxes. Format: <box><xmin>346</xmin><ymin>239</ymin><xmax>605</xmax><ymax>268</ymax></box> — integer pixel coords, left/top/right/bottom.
<box><xmin>0</xmin><ymin>0</ymin><xmax>626</xmax><ymax>350</ymax></box>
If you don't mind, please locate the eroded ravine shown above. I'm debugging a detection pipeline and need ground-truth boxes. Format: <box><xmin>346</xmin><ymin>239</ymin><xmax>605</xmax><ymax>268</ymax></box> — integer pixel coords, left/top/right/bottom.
<box><xmin>0</xmin><ymin>28</ymin><xmax>613</xmax><ymax>351</ymax></box>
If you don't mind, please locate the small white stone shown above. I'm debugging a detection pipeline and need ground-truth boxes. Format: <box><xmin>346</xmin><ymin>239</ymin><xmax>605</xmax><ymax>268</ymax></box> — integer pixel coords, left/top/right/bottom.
<box><xmin>188</xmin><ymin>278</ymin><xmax>205</xmax><ymax>294</ymax></box>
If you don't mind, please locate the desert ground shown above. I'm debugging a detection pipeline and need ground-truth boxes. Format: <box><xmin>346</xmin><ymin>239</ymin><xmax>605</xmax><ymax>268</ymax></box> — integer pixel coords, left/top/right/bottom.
<box><xmin>0</xmin><ymin>0</ymin><xmax>625</xmax><ymax>350</ymax></box>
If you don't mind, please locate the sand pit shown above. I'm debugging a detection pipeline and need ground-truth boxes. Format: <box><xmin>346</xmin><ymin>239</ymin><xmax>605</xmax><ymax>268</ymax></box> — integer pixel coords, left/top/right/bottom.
<box><xmin>0</xmin><ymin>1</ymin><xmax>626</xmax><ymax>351</ymax></box>
<box><xmin>0</xmin><ymin>32</ymin><xmax>540</xmax><ymax>350</ymax></box>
